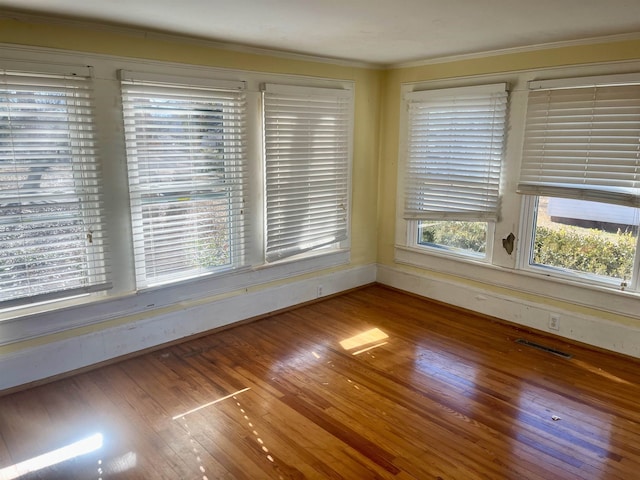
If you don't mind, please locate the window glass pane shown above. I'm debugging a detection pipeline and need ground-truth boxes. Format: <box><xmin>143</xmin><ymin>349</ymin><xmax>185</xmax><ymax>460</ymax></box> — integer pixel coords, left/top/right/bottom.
<box><xmin>263</xmin><ymin>84</ymin><xmax>351</xmax><ymax>262</ymax></box>
<box><xmin>417</xmin><ymin>220</ymin><xmax>487</xmax><ymax>256</ymax></box>
<box><xmin>0</xmin><ymin>71</ymin><xmax>109</xmax><ymax>306</ymax></box>
<box><xmin>139</xmin><ymin>195</ymin><xmax>232</xmax><ymax>277</ymax></box>
<box><xmin>532</xmin><ymin>197</ymin><xmax>639</xmax><ymax>282</ymax></box>
<box><xmin>121</xmin><ymin>78</ymin><xmax>247</xmax><ymax>288</ymax></box>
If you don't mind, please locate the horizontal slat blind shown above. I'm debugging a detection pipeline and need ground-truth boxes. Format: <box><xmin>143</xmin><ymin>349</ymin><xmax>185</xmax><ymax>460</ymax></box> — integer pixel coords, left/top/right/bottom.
<box><xmin>263</xmin><ymin>84</ymin><xmax>351</xmax><ymax>262</ymax></box>
<box><xmin>121</xmin><ymin>74</ymin><xmax>247</xmax><ymax>287</ymax></box>
<box><xmin>404</xmin><ymin>83</ymin><xmax>508</xmax><ymax>221</ymax></box>
<box><xmin>0</xmin><ymin>69</ymin><xmax>109</xmax><ymax>306</ymax></box>
<box><xmin>518</xmin><ymin>83</ymin><xmax>640</xmax><ymax>206</ymax></box>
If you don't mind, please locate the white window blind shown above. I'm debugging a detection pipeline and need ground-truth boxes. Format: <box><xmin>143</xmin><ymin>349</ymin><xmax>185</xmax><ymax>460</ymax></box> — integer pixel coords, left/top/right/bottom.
<box><xmin>518</xmin><ymin>77</ymin><xmax>640</xmax><ymax>207</ymax></box>
<box><xmin>121</xmin><ymin>72</ymin><xmax>247</xmax><ymax>288</ymax></box>
<box><xmin>263</xmin><ymin>84</ymin><xmax>352</xmax><ymax>262</ymax></box>
<box><xmin>403</xmin><ymin>83</ymin><xmax>508</xmax><ymax>221</ymax></box>
<box><xmin>0</xmin><ymin>69</ymin><xmax>109</xmax><ymax>307</ymax></box>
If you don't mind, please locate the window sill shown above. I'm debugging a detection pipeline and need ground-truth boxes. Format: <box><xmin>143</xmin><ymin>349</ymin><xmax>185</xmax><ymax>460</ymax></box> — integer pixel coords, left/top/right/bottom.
<box><xmin>395</xmin><ymin>245</ymin><xmax>640</xmax><ymax>319</ymax></box>
<box><xmin>0</xmin><ymin>248</ymin><xmax>350</xmax><ymax>346</ymax></box>
<box><xmin>406</xmin><ymin>243</ymin><xmax>488</xmax><ymax>263</ymax></box>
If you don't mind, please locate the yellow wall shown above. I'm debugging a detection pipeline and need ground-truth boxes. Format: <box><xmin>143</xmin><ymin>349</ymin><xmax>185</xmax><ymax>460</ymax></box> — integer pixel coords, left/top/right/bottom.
<box><xmin>0</xmin><ymin>18</ymin><xmax>384</xmax><ymax>359</ymax></box>
<box><xmin>0</xmin><ymin>17</ymin><xmax>382</xmax><ymax>267</ymax></box>
<box><xmin>379</xmin><ymin>38</ymin><xmax>640</xmax><ymax>265</ymax></box>
<box><xmin>378</xmin><ymin>38</ymin><xmax>640</xmax><ymax>324</ymax></box>
<box><xmin>3</xmin><ymin>16</ymin><xmax>640</xmax><ymax>357</ymax></box>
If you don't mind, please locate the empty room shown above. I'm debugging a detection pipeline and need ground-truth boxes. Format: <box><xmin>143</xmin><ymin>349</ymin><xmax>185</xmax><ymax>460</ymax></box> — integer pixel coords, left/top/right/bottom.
<box><xmin>1</xmin><ymin>1</ymin><xmax>640</xmax><ymax>478</ymax></box>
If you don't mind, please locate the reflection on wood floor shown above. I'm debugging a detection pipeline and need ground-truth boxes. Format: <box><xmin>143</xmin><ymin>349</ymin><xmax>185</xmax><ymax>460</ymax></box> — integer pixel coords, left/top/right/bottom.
<box><xmin>1</xmin><ymin>284</ymin><xmax>639</xmax><ymax>479</ymax></box>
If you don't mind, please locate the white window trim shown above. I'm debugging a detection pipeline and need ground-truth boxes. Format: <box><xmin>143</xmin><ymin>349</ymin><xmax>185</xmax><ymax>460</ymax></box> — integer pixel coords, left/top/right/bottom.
<box><xmin>406</xmin><ymin>220</ymin><xmax>495</xmax><ymax>263</ymax></box>
<box><xmin>262</xmin><ymin>82</ymin><xmax>354</xmax><ymax>264</ymax></box>
<box><xmin>517</xmin><ymin>71</ymin><xmax>640</xmax><ymax>292</ymax></box>
<box><xmin>0</xmin><ymin>43</ymin><xmax>355</xmax><ymax>341</ymax></box>
<box><xmin>121</xmin><ymin>71</ymin><xmax>250</xmax><ymax>288</ymax></box>
<box><xmin>395</xmin><ymin>60</ymin><xmax>640</xmax><ymax>319</ymax></box>
<box><xmin>0</xmin><ymin>63</ymin><xmax>111</xmax><ymax>308</ymax></box>
<box><xmin>517</xmin><ymin>195</ymin><xmax>635</xmax><ymax>291</ymax></box>
<box><xmin>396</xmin><ymin>81</ymin><xmax>507</xmax><ymax>263</ymax></box>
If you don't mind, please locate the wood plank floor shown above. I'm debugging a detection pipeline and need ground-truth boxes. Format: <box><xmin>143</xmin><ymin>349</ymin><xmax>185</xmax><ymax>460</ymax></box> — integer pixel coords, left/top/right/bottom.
<box><xmin>1</xmin><ymin>284</ymin><xmax>640</xmax><ymax>479</ymax></box>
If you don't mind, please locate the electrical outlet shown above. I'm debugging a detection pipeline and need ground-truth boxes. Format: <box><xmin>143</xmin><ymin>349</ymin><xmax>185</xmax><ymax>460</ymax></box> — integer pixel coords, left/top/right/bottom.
<box><xmin>549</xmin><ymin>313</ymin><xmax>560</xmax><ymax>331</ymax></box>
<box><xmin>317</xmin><ymin>285</ymin><xmax>323</xmax><ymax>297</ymax></box>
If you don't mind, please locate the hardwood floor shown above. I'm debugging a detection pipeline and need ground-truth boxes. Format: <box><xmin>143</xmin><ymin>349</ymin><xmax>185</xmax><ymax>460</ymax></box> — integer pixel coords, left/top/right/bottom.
<box><xmin>1</xmin><ymin>284</ymin><xmax>640</xmax><ymax>479</ymax></box>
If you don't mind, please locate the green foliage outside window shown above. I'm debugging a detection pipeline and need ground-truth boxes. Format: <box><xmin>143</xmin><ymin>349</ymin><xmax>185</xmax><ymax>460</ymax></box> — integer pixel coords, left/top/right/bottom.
<box><xmin>533</xmin><ymin>226</ymin><xmax>635</xmax><ymax>281</ymax></box>
<box><xmin>419</xmin><ymin>221</ymin><xmax>487</xmax><ymax>254</ymax></box>
<box><xmin>419</xmin><ymin>220</ymin><xmax>636</xmax><ymax>281</ymax></box>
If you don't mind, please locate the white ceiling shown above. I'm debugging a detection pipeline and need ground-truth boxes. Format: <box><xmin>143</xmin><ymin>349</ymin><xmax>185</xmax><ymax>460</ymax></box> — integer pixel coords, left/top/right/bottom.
<box><xmin>1</xmin><ymin>0</ymin><xmax>640</xmax><ymax>66</ymax></box>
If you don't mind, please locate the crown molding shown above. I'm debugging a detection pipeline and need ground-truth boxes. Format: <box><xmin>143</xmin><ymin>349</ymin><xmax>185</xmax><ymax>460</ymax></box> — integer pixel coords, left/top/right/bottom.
<box><xmin>3</xmin><ymin>9</ymin><xmax>640</xmax><ymax>72</ymax></box>
<box><xmin>0</xmin><ymin>9</ymin><xmax>382</xmax><ymax>70</ymax></box>
<box><xmin>388</xmin><ymin>32</ymin><xmax>640</xmax><ymax>70</ymax></box>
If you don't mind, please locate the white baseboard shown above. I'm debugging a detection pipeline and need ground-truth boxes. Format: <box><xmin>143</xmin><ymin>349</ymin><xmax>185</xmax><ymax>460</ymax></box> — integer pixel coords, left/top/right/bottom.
<box><xmin>5</xmin><ymin>261</ymin><xmax>638</xmax><ymax>392</ymax></box>
<box><xmin>0</xmin><ymin>264</ymin><xmax>376</xmax><ymax>391</ymax></box>
<box><xmin>377</xmin><ymin>264</ymin><xmax>640</xmax><ymax>359</ymax></box>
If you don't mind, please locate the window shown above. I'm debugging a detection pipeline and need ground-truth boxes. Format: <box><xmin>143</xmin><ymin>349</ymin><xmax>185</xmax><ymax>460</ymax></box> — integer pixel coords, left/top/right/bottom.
<box><xmin>519</xmin><ymin>73</ymin><xmax>640</xmax><ymax>289</ymax></box>
<box><xmin>263</xmin><ymin>84</ymin><xmax>352</xmax><ymax>262</ymax></box>
<box><xmin>0</xmin><ymin>45</ymin><xmax>357</xmax><ymax>342</ymax></box>
<box><xmin>0</xmin><ymin>68</ymin><xmax>109</xmax><ymax>307</ymax></box>
<box><xmin>528</xmin><ymin>197</ymin><xmax>639</xmax><ymax>285</ymax></box>
<box><xmin>121</xmin><ymin>72</ymin><xmax>248</xmax><ymax>288</ymax></box>
<box><xmin>416</xmin><ymin>220</ymin><xmax>488</xmax><ymax>257</ymax></box>
<box><xmin>402</xmin><ymin>83</ymin><xmax>508</xmax><ymax>257</ymax></box>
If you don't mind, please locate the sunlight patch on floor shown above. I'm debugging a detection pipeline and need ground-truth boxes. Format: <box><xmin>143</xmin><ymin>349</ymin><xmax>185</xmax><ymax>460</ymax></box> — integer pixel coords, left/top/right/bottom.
<box><xmin>0</xmin><ymin>433</ymin><xmax>103</xmax><ymax>480</ymax></box>
<box><xmin>172</xmin><ymin>387</ymin><xmax>251</xmax><ymax>420</ymax></box>
<box><xmin>340</xmin><ymin>328</ymin><xmax>389</xmax><ymax>353</ymax></box>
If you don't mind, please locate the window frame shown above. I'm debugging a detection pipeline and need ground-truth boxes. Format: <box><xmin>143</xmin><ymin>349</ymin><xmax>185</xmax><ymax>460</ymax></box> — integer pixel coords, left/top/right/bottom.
<box><xmin>6</xmin><ymin>41</ymin><xmax>640</xmax><ymax>344</ymax></box>
<box><xmin>407</xmin><ymin>219</ymin><xmax>496</xmax><ymax>262</ymax></box>
<box><xmin>120</xmin><ymin>71</ymin><xmax>250</xmax><ymax>289</ymax></box>
<box><xmin>519</xmin><ymin>195</ymin><xmax>640</xmax><ymax>291</ymax></box>
<box><xmin>0</xmin><ymin>44</ymin><xmax>354</xmax><ymax>335</ymax></box>
<box><xmin>0</xmin><ymin>63</ymin><xmax>111</xmax><ymax>309</ymax></box>
<box><xmin>396</xmin><ymin>82</ymin><xmax>508</xmax><ymax>263</ymax></box>
<box><xmin>517</xmin><ymin>73</ymin><xmax>640</xmax><ymax>292</ymax></box>
<box><xmin>395</xmin><ymin>61</ymin><xmax>640</xmax><ymax>317</ymax></box>
<box><xmin>262</xmin><ymin>83</ymin><xmax>354</xmax><ymax>264</ymax></box>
